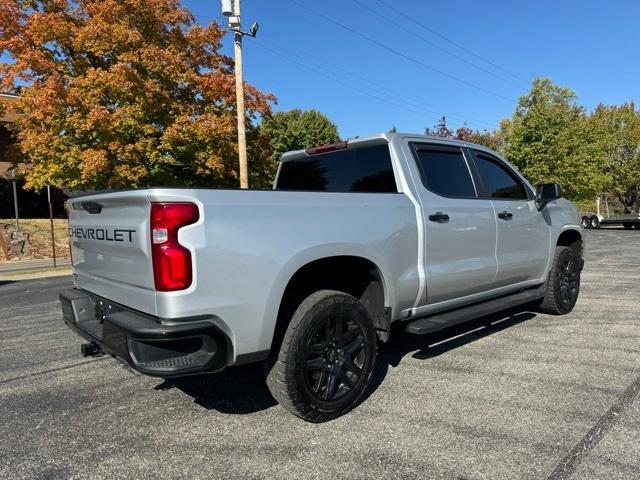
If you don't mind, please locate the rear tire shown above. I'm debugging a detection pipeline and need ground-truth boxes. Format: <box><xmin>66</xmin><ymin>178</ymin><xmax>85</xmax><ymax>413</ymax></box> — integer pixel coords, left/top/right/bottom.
<box><xmin>265</xmin><ymin>290</ymin><xmax>377</xmax><ymax>422</ymax></box>
<box><xmin>623</xmin><ymin>222</ymin><xmax>633</xmax><ymax>230</ymax></box>
<box><xmin>634</xmin><ymin>224</ymin><xmax>640</xmax><ymax>230</ymax></box>
<box><xmin>538</xmin><ymin>246</ymin><xmax>581</xmax><ymax>315</ymax></box>
<box><xmin>581</xmin><ymin>216</ymin><xmax>591</xmax><ymax>229</ymax></box>
<box><xmin>590</xmin><ymin>215</ymin><xmax>600</xmax><ymax>229</ymax></box>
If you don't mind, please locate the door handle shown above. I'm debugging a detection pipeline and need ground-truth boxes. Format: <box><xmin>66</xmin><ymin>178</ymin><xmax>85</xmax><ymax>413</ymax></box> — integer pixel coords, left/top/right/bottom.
<box><xmin>498</xmin><ymin>210</ymin><xmax>513</xmax><ymax>220</ymax></box>
<box><xmin>428</xmin><ymin>212</ymin><xmax>450</xmax><ymax>223</ymax></box>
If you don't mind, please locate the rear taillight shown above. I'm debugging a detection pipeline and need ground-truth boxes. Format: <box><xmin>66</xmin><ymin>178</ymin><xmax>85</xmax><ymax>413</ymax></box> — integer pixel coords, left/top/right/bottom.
<box><xmin>150</xmin><ymin>202</ymin><xmax>199</xmax><ymax>292</ymax></box>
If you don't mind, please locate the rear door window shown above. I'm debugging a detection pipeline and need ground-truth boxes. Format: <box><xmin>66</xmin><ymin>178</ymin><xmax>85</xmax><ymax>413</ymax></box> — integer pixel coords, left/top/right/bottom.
<box><xmin>412</xmin><ymin>144</ymin><xmax>476</xmax><ymax>198</ymax></box>
<box><xmin>472</xmin><ymin>152</ymin><xmax>528</xmax><ymax>200</ymax></box>
<box><xmin>276</xmin><ymin>144</ymin><xmax>396</xmax><ymax>193</ymax></box>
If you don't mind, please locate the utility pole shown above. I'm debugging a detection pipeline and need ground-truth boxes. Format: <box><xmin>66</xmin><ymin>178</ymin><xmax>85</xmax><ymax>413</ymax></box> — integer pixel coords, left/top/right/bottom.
<box><xmin>233</xmin><ymin>0</ymin><xmax>248</xmax><ymax>189</ymax></box>
<box><xmin>221</xmin><ymin>0</ymin><xmax>259</xmax><ymax>189</ymax></box>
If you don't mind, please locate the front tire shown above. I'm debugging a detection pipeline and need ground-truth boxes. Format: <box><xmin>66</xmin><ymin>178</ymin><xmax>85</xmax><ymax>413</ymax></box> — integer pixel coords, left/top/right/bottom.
<box><xmin>538</xmin><ymin>246</ymin><xmax>581</xmax><ymax>315</ymax></box>
<box><xmin>623</xmin><ymin>222</ymin><xmax>633</xmax><ymax>230</ymax></box>
<box><xmin>265</xmin><ymin>290</ymin><xmax>377</xmax><ymax>422</ymax></box>
<box><xmin>581</xmin><ymin>216</ymin><xmax>591</xmax><ymax>229</ymax></box>
<box><xmin>590</xmin><ymin>215</ymin><xmax>600</xmax><ymax>229</ymax></box>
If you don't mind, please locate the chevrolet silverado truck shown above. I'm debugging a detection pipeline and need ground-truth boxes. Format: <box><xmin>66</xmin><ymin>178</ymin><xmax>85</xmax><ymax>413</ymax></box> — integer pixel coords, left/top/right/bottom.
<box><xmin>60</xmin><ymin>132</ymin><xmax>583</xmax><ymax>422</ymax></box>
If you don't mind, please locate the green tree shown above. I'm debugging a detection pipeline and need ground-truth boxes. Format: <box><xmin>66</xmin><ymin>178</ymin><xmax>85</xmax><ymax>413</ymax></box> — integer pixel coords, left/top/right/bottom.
<box><xmin>588</xmin><ymin>103</ymin><xmax>640</xmax><ymax>212</ymax></box>
<box><xmin>258</xmin><ymin>108</ymin><xmax>339</xmax><ymax>173</ymax></box>
<box><xmin>499</xmin><ymin>78</ymin><xmax>605</xmax><ymax>201</ymax></box>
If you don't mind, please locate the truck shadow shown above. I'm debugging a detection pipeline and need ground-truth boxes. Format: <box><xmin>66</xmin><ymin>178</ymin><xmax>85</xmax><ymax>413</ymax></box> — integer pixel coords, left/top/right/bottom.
<box><xmin>157</xmin><ymin>306</ymin><xmax>537</xmax><ymax>416</ymax></box>
<box><xmin>154</xmin><ymin>363</ymin><xmax>278</xmax><ymax>414</ymax></box>
<box><xmin>363</xmin><ymin>306</ymin><xmax>538</xmax><ymax>404</ymax></box>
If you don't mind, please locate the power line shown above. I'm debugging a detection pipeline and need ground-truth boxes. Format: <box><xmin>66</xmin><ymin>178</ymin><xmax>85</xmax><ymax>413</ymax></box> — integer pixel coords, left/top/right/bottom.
<box><xmin>192</xmin><ymin>8</ymin><xmax>496</xmax><ymax>130</ymax></box>
<box><xmin>263</xmin><ymin>41</ymin><xmax>493</xmax><ymax>130</ymax></box>
<box><xmin>351</xmin><ymin>0</ymin><xmax>528</xmax><ymax>90</ymax></box>
<box><xmin>253</xmin><ymin>41</ymin><xmax>444</xmax><ymax>124</ymax></box>
<box><xmin>373</xmin><ymin>0</ymin><xmax>529</xmax><ymax>85</ymax></box>
<box><xmin>285</xmin><ymin>0</ymin><xmax>517</xmax><ymax>103</ymax></box>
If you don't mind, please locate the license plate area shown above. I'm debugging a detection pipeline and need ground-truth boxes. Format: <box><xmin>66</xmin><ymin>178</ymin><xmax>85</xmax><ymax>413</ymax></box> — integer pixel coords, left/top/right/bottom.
<box><xmin>63</xmin><ymin>291</ymin><xmax>124</xmax><ymax>341</ymax></box>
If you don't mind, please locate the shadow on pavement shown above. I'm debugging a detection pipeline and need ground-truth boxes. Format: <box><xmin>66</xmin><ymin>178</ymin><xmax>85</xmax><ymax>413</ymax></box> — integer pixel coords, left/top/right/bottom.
<box><xmin>363</xmin><ymin>306</ymin><xmax>538</xmax><ymax>403</ymax></box>
<box><xmin>154</xmin><ymin>363</ymin><xmax>278</xmax><ymax>414</ymax></box>
<box><xmin>0</xmin><ymin>280</ymin><xmax>16</xmax><ymax>287</ymax></box>
<box><xmin>157</xmin><ymin>306</ymin><xmax>537</xmax><ymax>416</ymax></box>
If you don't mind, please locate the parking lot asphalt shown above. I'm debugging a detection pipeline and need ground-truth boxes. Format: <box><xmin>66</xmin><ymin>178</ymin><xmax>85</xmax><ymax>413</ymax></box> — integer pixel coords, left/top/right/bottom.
<box><xmin>1</xmin><ymin>228</ymin><xmax>639</xmax><ymax>480</ymax></box>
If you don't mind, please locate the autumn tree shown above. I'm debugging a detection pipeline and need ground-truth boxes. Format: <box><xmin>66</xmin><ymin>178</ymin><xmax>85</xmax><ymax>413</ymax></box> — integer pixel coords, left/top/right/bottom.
<box><xmin>425</xmin><ymin>115</ymin><xmax>453</xmax><ymax>138</ymax></box>
<box><xmin>0</xmin><ymin>0</ymin><xmax>275</xmax><ymax>190</ymax></box>
<box><xmin>258</xmin><ymin>108</ymin><xmax>339</xmax><ymax>176</ymax></box>
<box><xmin>454</xmin><ymin>125</ymin><xmax>502</xmax><ymax>151</ymax></box>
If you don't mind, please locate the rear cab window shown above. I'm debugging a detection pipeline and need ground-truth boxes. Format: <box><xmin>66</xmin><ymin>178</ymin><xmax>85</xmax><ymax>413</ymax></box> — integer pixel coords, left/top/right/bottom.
<box><xmin>275</xmin><ymin>143</ymin><xmax>397</xmax><ymax>193</ymax></box>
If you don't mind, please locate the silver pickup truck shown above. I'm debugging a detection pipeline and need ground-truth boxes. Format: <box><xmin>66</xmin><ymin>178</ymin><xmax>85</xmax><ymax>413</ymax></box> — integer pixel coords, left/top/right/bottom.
<box><xmin>60</xmin><ymin>132</ymin><xmax>583</xmax><ymax>422</ymax></box>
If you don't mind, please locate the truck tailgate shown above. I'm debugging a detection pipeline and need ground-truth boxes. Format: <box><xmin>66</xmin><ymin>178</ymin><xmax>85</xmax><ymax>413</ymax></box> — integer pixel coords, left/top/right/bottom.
<box><xmin>68</xmin><ymin>191</ymin><xmax>157</xmax><ymax>315</ymax></box>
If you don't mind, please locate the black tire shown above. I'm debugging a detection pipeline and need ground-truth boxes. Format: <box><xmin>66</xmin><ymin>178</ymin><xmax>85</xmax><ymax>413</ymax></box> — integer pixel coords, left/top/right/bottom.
<box><xmin>265</xmin><ymin>290</ymin><xmax>377</xmax><ymax>422</ymax></box>
<box><xmin>634</xmin><ymin>224</ymin><xmax>640</xmax><ymax>230</ymax></box>
<box><xmin>581</xmin><ymin>216</ymin><xmax>591</xmax><ymax>229</ymax></box>
<box><xmin>538</xmin><ymin>246</ymin><xmax>581</xmax><ymax>315</ymax></box>
<box><xmin>623</xmin><ymin>222</ymin><xmax>633</xmax><ymax>230</ymax></box>
<box><xmin>590</xmin><ymin>215</ymin><xmax>600</xmax><ymax>229</ymax></box>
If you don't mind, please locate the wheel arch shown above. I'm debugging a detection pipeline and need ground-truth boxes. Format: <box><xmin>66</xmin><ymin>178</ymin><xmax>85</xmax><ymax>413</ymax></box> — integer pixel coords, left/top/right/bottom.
<box><xmin>556</xmin><ymin>228</ymin><xmax>583</xmax><ymax>264</ymax></box>
<box><xmin>268</xmin><ymin>254</ymin><xmax>390</xmax><ymax>353</ymax></box>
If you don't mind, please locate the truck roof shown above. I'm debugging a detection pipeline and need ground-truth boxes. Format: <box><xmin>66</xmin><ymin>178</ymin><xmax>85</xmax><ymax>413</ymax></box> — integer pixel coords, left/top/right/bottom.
<box><xmin>280</xmin><ymin>132</ymin><xmax>498</xmax><ymax>161</ymax></box>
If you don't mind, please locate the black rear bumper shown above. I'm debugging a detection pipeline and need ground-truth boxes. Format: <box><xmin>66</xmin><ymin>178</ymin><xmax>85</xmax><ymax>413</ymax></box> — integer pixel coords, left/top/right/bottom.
<box><xmin>59</xmin><ymin>288</ymin><xmax>229</xmax><ymax>377</ymax></box>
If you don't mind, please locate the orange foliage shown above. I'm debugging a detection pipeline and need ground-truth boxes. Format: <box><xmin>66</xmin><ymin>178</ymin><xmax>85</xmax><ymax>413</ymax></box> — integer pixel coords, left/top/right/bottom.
<box><xmin>0</xmin><ymin>0</ymin><xmax>275</xmax><ymax>189</ymax></box>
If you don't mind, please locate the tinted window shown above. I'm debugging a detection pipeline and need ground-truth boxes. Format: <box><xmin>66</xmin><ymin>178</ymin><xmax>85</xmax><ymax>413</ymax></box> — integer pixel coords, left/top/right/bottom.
<box><xmin>413</xmin><ymin>146</ymin><xmax>476</xmax><ymax>197</ymax></box>
<box><xmin>276</xmin><ymin>144</ymin><xmax>396</xmax><ymax>193</ymax></box>
<box><xmin>473</xmin><ymin>154</ymin><xmax>528</xmax><ymax>200</ymax></box>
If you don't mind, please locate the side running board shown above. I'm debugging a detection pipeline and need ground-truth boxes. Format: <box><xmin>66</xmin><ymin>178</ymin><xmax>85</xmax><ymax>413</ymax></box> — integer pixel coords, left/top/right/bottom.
<box><xmin>405</xmin><ymin>286</ymin><xmax>545</xmax><ymax>335</ymax></box>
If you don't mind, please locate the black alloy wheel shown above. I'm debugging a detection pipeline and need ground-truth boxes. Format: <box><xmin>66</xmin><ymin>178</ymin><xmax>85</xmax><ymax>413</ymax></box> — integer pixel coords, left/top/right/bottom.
<box><xmin>558</xmin><ymin>255</ymin><xmax>579</xmax><ymax>309</ymax></box>
<box><xmin>302</xmin><ymin>313</ymin><xmax>367</xmax><ymax>403</ymax></box>
<box><xmin>538</xmin><ymin>245</ymin><xmax>581</xmax><ymax>315</ymax></box>
<box><xmin>265</xmin><ymin>290</ymin><xmax>377</xmax><ymax>422</ymax></box>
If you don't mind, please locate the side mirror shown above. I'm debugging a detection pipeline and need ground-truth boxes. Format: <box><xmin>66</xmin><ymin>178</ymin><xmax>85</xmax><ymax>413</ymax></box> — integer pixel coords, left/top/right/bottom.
<box><xmin>536</xmin><ymin>183</ymin><xmax>562</xmax><ymax>207</ymax></box>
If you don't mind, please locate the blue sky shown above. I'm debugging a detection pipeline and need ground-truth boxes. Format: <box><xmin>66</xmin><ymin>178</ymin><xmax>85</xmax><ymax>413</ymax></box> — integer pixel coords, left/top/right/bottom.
<box><xmin>185</xmin><ymin>0</ymin><xmax>639</xmax><ymax>138</ymax></box>
<box><xmin>2</xmin><ymin>1</ymin><xmax>637</xmax><ymax>139</ymax></box>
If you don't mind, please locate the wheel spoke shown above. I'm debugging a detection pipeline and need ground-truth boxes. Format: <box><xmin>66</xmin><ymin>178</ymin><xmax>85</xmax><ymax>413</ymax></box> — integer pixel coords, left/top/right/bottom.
<box><xmin>338</xmin><ymin>371</ymin><xmax>356</xmax><ymax>390</ymax></box>
<box><xmin>304</xmin><ymin>357</ymin><xmax>325</xmax><ymax>370</ymax></box>
<box><xmin>339</xmin><ymin>326</ymin><xmax>359</xmax><ymax>347</ymax></box>
<box><xmin>306</xmin><ymin>343</ymin><xmax>324</xmax><ymax>355</ymax></box>
<box><xmin>343</xmin><ymin>358</ymin><xmax>362</xmax><ymax>377</ymax></box>
<box><xmin>324</xmin><ymin>373</ymin><xmax>338</xmax><ymax>400</ymax></box>
<box><xmin>312</xmin><ymin>370</ymin><xmax>327</xmax><ymax>393</ymax></box>
<box><xmin>324</xmin><ymin>317</ymin><xmax>333</xmax><ymax>339</ymax></box>
<box><xmin>333</xmin><ymin>317</ymin><xmax>344</xmax><ymax>339</ymax></box>
<box><xmin>344</xmin><ymin>336</ymin><xmax>365</xmax><ymax>357</ymax></box>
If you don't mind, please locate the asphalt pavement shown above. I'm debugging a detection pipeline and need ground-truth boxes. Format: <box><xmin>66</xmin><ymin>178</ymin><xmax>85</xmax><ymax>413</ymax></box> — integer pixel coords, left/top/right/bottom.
<box><xmin>1</xmin><ymin>228</ymin><xmax>639</xmax><ymax>480</ymax></box>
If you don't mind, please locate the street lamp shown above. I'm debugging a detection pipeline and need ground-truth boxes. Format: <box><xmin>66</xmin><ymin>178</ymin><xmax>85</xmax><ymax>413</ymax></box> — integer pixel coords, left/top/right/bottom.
<box><xmin>221</xmin><ymin>0</ymin><xmax>260</xmax><ymax>189</ymax></box>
